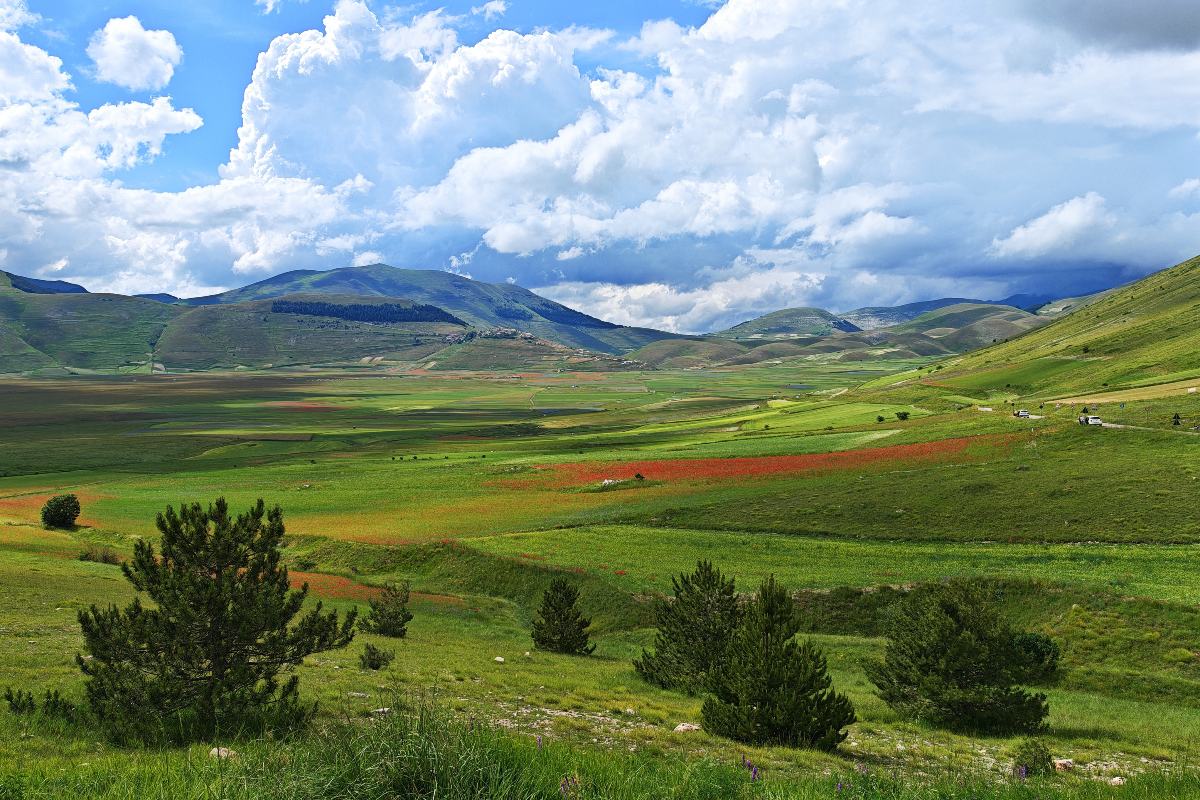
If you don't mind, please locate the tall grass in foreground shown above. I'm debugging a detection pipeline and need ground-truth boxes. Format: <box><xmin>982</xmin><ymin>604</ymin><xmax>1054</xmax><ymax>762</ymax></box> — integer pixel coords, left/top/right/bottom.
<box><xmin>1</xmin><ymin>703</ymin><xmax>1197</xmax><ymax>799</ymax></box>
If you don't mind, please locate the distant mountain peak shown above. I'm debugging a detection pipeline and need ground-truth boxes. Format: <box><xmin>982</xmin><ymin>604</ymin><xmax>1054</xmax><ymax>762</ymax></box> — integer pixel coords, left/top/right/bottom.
<box><xmin>712</xmin><ymin>306</ymin><xmax>861</xmax><ymax>339</ymax></box>
<box><xmin>183</xmin><ymin>263</ymin><xmax>675</xmax><ymax>355</ymax></box>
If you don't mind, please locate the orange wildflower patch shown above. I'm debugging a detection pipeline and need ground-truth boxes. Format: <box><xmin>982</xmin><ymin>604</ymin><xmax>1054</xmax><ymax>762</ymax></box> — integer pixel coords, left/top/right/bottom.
<box><xmin>0</xmin><ymin>490</ymin><xmax>106</xmax><ymax>527</ymax></box>
<box><xmin>290</xmin><ymin>571</ymin><xmax>377</xmax><ymax>600</ymax></box>
<box><xmin>289</xmin><ymin>571</ymin><xmax>464</xmax><ymax>606</ymax></box>
<box><xmin>543</xmin><ymin>435</ymin><xmax>1012</xmax><ymax>486</ymax></box>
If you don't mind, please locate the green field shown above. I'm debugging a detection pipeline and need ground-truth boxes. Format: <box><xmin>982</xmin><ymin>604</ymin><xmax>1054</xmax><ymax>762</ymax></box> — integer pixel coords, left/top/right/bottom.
<box><xmin>2</xmin><ymin>356</ymin><xmax>1199</xmax><ymax>796</ymax></box>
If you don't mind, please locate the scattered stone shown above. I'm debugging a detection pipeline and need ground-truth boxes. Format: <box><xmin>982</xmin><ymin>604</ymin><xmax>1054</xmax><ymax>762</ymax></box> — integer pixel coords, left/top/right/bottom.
<box><xmin>624</xmin><ymin>708</ymin><xmax>636</xmax><ymax>716</ymax></box>
<box><xmin>524</xmin><ymin>651</ymin><xmax>532</xmax><ymax>658</ymax></box>
<box><xmin>1109</xmin><ymin>777</ymin><xmax>1126</xmax><ymax>786</ymax></box>
<box><xmin>370</xmin><ymin>707</ymin><xmax>391</xmax><ymax>717</ymax></box>
<box><xmin>1053</xmin><ymin>759</ymin><xmax>1074</xmax><ymax>772</ymax></box>
<box><xmin>494</xmin><ymin>656</ymin><xmax>506</xmax><ymax>663</ymax></box>
<box><xmin>208</xmin><ymin>747</ymin><xmax>236</xmax><ymax>760</ymax></box>
<box><xmin>673</xmin><ymin>722</ymin><xmax>701</xmax><ymax>733</ymax></box>
<box><xmin>347</xmin><ymin>692</ymin><xmax>370</xmax><ymax>698</ymax></box>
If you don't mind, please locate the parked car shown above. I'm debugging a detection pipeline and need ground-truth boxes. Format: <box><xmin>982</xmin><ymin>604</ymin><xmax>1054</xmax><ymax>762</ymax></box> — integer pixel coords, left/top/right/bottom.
<box><xmin>1015</xmin><ymin>409</ymin><xmax>1030</xmax><ymax>418</ymax></box>
<box><xmin>1078</xmin><ymin>415</ymin><xmax>1103</xmax><ymax>425</ymax></box>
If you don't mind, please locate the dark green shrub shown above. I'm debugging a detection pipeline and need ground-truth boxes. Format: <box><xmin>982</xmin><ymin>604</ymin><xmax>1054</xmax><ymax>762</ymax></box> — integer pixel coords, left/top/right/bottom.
<box><xmin>895</xmin><ymin>411</ymin><xmax>910</xmax><ymax>421</ymax></box>
<box><xmin>359</xmin><ymin>643</ymin><xmax>395</xmax><ymax>671</ymax></box>
<box><xmin>866</xmin><ymin>582</ymin><xmax>1049</xmax><ymax>734</ymax></box>
<box><xmin>77</xmin><ymin>498</ymin><xmax>356</xmax><ymax>744</ymax></box>
<box><xmin>1012</xmin><ymin>632</ymin><xmax>1061</xmax><ymax>684</ymax></box>
<box><xmin>3</xmin><ymin>688</ymin><xmax>35</xmax><ymax>715</ymax></box>
<box><xmin>1010</xmin><ymin>737</ymin><xmax>1053</xmax><ymax>777</ymax></box>
<box><xmin>360</xmin><ymin>582</ymin><xmax>414</xmax><ymax>638</ymax></box>
<box><xmin>3</xmin><ymin>688</ymin><xmax>79</xmax><ymax>722</ymax></box>
<box><xmin>634</xmin><ymin>560</ymin><xmax>741</xmax><ymax>694</ymax></box>
<box><xmin>702</xmin><ymin>575</ymin><xmax>855</xmax><ymax>750</ymax></box>
<box><xmin>40</xmin><ymin>689</ymin><xmax>78</xmax><ymax>722</ymax></box>
<box><xmin>78</xmin><ymin>546</ymin><xmax>121</xmax><ymax>565</ymax></box>
<box><xmin>41</xmin><ymin>494</ymin><xmax>80</xmax><ymax>529</ymax></box>
<box><xmin>531</xmin><ymin>578</ymin><xmax>595</xmax><ymax>655</ymax></box>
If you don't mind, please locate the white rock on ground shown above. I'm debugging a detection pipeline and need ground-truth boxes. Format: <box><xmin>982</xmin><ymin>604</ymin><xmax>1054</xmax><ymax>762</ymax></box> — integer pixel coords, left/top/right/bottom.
<box><xmin>673</xmin><ymin>722</ymin><xmax>701</xmax><ymax>733</ymax></box>
<box><xmin>208</xmin><ymin>747</ymin><xmax>236</xmax><ymax>759</ymax></box>
<box><xmin>495</xmin><ymin>656</ymin><xmax>505</xmax><ymax>663</ymax></box>
<box><xmin>1109</xmin><ymin>777</ymin><xmax>1126</xmax><ymax>786</ymax></box>
<box><xmin>1053</xmin><ymin>759</ymin><xmax>1073</xmax><ymax>772</ymax></box>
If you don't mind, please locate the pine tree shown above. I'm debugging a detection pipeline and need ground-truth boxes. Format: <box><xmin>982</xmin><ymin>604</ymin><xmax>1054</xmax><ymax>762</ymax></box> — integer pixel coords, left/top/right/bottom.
<box><xmin>702</xmin><ymin>575</ymin><xmax>855</xmax><ymax>750</ymax></box>
<box><xmin>634</xmin><ymin>560</ymin><xmax>741</xmax><ymax>693</ymax></box>
<box><xmin>865</xmin><ymin>582</ymin><xmax>1049</xmax><ymax>734</ymax></box>
<box><xmin>360</xmin><ymin>581</ymin><xmax>415</xmax><ymax>637</ymax></box>
<box><xmin>531</xmin><ymin>578</ymin><xmax>595</xmax><ymax>655</ymax></box>
<box><xmin>77</xmin><ymin>498</ymin><xmax>357</xmax><ymax>744</ymax></box>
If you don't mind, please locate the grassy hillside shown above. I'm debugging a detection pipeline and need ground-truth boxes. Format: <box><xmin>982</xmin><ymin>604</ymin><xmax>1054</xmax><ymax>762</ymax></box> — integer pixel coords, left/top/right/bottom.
<box><xmin>630</xmin><ymin>337</ymin><xmax>749</xmax><ymax>368</ymax></box>
<box><xmin>933</xmin><ymin>254</ymin><xmax>1200</xmax><ymax>397</ymax></box>
<box><xmin>0</xmin><ymin>270</ymin><xmax>87</xmax><ymax>295</ymax></box>
<box><xmin>188</xmin><ymin>264</ymin><xmax>677</xmax><ymax>354</ymax></box>
<box><xmin>0</xmin><ymin>284</ymin><xmax>180</xmax><ymax>372</ymax></box>
<box><xmin>839</xmin><ymin>297</ymin><xmax>981</xmax><ymax>329</ymax></box>
<box><xmin>155</xmin><ymin>294</ymin><xmax>463</xmax><ymax>370</ymax></box>
<box><xmin>888</xmin><ymin>303</ymin><xmax>1046</xmax><ymax>351</ymax></box>
<box><xmin>712</xmin><ymin>306</ymin><xmax>860</xmax><ymax>339</ymax></box>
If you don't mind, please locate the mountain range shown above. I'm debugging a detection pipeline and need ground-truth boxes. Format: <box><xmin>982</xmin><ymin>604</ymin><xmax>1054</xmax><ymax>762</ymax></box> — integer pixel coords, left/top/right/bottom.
<box><xmin>0</xmin><ymin>263</ymin><xmax>1115</xmax><ymax>374</ymax></box>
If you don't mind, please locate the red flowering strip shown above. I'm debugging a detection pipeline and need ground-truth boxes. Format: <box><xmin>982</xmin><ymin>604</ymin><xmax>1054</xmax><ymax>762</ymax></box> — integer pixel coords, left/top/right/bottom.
<box><xmin>289</xmin><ymin>571</ymin><xmax>380</xmax><ymax>600</ymax></box>
<box><xmin>289</xmin><ymin>571</ymin><xmax>464</xmax><ymax>606</ymax></box>
<box><xmin>261</xmin><ymin>401</ymin><xmax>343</xmax><ymax>411</ymax></box>
<box><xmin>542</xmin><ymin>434</ymin><xmax>1013</xmax><ymax>486</ymax></box>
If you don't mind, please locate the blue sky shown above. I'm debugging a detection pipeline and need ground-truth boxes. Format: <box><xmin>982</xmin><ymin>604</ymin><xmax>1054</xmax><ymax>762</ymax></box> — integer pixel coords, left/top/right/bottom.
<box><xmin>3</xmin><ymin>0</ymin><xmax>1200</xmax><ymax>332</ymax></box>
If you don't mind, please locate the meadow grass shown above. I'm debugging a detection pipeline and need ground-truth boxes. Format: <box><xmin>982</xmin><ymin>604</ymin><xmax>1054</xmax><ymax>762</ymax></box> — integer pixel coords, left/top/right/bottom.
<box><xmin>1</xmin><ymin>364</ymin><xmax>1199</xmax><ymax>794</ymax></box>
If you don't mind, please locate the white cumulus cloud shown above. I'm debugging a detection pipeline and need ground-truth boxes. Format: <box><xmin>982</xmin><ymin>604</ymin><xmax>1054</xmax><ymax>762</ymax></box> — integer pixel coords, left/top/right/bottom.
<box><xmin>87</xmin><ymin>16</ymin><xmax>183</xmax><ymax>91</ymax></box>
<box><xmin>991</xmin><ymin>193</ymin><xmax>1114</xmax><ymax>259</ymax></box>
<box><xmin>471</xmin><ymin>1</ymin><xmax>508</xmax><ymax>22</ymax></box>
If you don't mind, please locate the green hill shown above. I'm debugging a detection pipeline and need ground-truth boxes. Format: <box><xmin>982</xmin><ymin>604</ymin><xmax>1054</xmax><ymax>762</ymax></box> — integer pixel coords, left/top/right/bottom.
<box><xmin>187</xmin><ymin>264</ymin><xmax>676</xmax><ymax>355</ymax></box>
<box><xmin>839</xmin><ymin>298</ymin><xmax>981</xmax><ymax>330</ymax></box>
<box><xmin>932</xmin><ymin>254</ymin><xmax>1200</xmax><ymax>396</ymax></box>
<box><xmin>888</xmin><ymin>303</ymin><xmax>1046</xmax><ymax>350</ymax></box>
<box><xmin>0</xmin><ymin>270</ymin><xmax>87</xmax><ymax>295</ymax></box>
<box><xmin>628</xmin><ymin>337</ymin><xmax>749</xmax><ymax>368</ymax></box>
<box><xmin>153</xmin><ymin>294</ymin><xmax>465</xmax><ymax>371</ymax></box>
<box><xmin>711</xmin><ymin>307</ymin><xmax>860</xmax><ymax>339</ymax></box>
<box><xmin>0</xmin><ymin>282</ymin><xmax>181</xmax><ymax>372</ymax></box>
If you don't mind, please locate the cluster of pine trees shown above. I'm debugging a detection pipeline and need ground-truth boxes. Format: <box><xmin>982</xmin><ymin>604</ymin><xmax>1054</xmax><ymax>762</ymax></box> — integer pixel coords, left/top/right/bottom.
<box><xmin>627</xmin><ymin>562</ymin><xmax>1055</xmax><ymax>748</ymax></box>
<box><xmin>35</xmin><ymin>496</ymin><xmax>1055</xmax><ymax>751</ymax></box>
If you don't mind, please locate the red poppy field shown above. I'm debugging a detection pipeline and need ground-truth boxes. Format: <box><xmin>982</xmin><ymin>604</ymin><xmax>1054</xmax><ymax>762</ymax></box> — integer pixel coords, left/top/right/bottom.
<box><xmin>539</xmin><ymin>434</ymin><xmax>1012</xmax><ymax>486</ymax></box>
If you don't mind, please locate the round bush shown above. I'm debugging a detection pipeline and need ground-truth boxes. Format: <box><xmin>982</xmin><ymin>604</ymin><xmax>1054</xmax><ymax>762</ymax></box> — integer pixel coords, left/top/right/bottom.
<box><xmin>41</xmin><ymin>494</ymin><xmax>81</xmax><ymax>529</ymax></box>
<box><xmin>1010</xmin><ymin>737</ymin><xmax>1053</xmax><ymax>778</ymax></box>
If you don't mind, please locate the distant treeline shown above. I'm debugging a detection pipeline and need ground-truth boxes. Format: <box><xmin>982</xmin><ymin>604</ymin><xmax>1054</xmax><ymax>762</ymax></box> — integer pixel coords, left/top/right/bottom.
<box><xmin>271</xmin><ymin>300</ymin><xmax>464</xmax><ymax>326</ymax></box>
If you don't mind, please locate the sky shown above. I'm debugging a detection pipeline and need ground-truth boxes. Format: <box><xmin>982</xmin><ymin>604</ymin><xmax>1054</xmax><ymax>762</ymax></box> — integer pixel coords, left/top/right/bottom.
<box><xmin>2</xmin><ymin>0</ymin><xmax>1199</xmax><ymax>333</ymax></box>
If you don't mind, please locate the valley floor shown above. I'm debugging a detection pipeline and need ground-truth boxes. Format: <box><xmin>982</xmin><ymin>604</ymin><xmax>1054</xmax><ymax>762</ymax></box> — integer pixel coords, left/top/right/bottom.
<box><xmin>1</xmin><ymin>360</ymin><xmax>1198</xmax><ymax>796</ymax></box>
